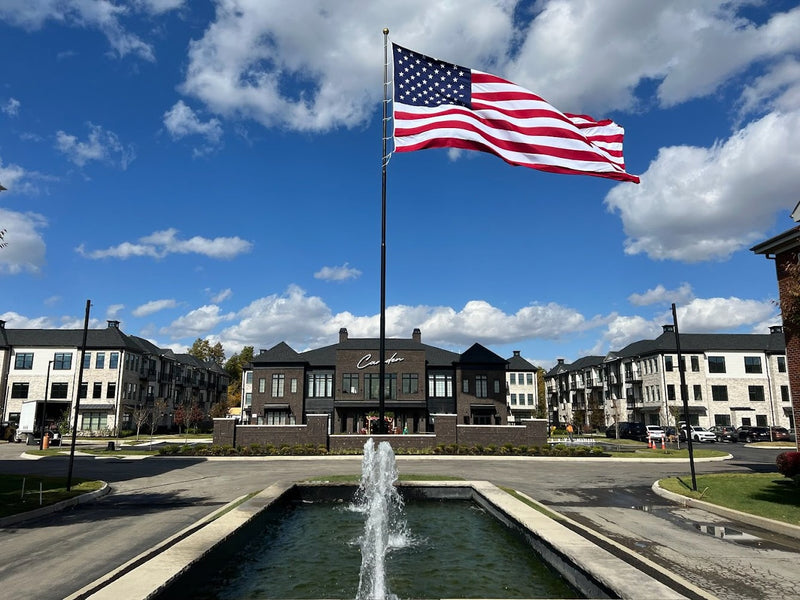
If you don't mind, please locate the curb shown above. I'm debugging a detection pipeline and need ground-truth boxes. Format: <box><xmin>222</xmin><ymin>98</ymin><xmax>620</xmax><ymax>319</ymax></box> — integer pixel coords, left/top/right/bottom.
<box><xmin>0</xmin><ymin>481</ymin><xmax>111</xmax><ymax>528</ymax></box>
<box><xmin>651</xmin><ymin>480</ymin><xmax>800</xmax><ymax>540</ymax></box>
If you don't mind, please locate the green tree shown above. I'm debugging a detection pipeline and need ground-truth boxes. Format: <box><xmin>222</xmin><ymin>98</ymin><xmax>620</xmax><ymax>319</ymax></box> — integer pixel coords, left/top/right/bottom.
<box><xmin>224</xmin><ymin>346</ymin><xmax>254</xmax><ymax>408</ymax></box>
<box><xmin>536</xmin><ymin>368</ymin><xmax>547</xmax><ymax>418</ymax></box>
<box><xmin>188</xmin><ymin>338</ymin><xmax>226</xmax><ymax>366</ymax></box>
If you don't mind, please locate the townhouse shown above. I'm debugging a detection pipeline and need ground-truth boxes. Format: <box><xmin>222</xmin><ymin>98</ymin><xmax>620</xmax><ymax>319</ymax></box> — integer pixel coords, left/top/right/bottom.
<box><xmin>0</xmin><ymin>320</ymin><xmax>228</xmax><ymax>435</ymax></box>
<box><xmin>505</xmin><ymin>350</ymin><xmax>541</xmax><ymax>423</ymax></box>
<box><xmin>545</xmin><ymin>325</ymin><xmax>792</xmax><ymax>430</ymax></box>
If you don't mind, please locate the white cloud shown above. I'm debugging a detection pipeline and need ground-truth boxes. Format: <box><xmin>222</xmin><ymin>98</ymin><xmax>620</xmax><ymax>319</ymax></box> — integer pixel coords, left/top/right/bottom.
<box><xmin>0</xmin><ymin>0</ymin><xmax>156</xmax><ymax>61</ymax></box>
<box><xmin>208</xmin><ymin>288</ymin><xmax>232</xmax><ymax>303</ymax></box>
<box><xmin>738</xmin><ymin>57</ymin><xmax>800</xmax><ymax>119</ymax></box>
<box><xmin>106</xmin><ymin>303</ymin><xmax>125</xmax><ymax>318</ymax></box>
<box><xmin>0</xmin><ymin>158</ymin><xmax>44</xmax><ymax>195</ymax></box>
<box><xmin>314</xmin><ymin>263</ymin><xmax>362</xmax><ymax>282</ymax></box>
<box><xmin>162</xmin><ymin>304</ymin><xmax>236</xmax><ymax>339</ymax></box>
<box><xmin>628</xmin><ymin>283</ymin><xmax>694</xmax><ymax>307</ymax></box>
<box><xmin>605</xmin><ymin>110</ymin><xmax>800</xmax><ymax>262</ymax></box>
<box><xmin>180</xmin><ymin>0</ymin><xmax>514</xmax><ymax>131</ymax></box>
<box><xmin>0</xmin><ymin>208</ymin><xmax>47</xmax><ymax>274</ymax></box>
<box><xmin>163</xmin><ymin>100</ymin><xmax>223</xmax><ymax>155</ymax></box>
<box><xmin>55</xmin><ymin>123</ymin><xmax>136</xmax><ymax>169</ymax></box>
<box><xmin>76</xmin><ymin>228</ymin><xmax>254</xmax><ymax>260</ymax></box>
<box><xmin>2</xmin><ymin>98</ymin><xmax>20</xmax><ymax>117</ymax></box>
<box><xmin>133</xmin><ymin>0</ymin><xmax>185</xmax><ymax>15</ymax></box>
<box><xmin>133</xmin><ymin>299</ymin><xmax>178</xmax><ymax>318</ymax></box>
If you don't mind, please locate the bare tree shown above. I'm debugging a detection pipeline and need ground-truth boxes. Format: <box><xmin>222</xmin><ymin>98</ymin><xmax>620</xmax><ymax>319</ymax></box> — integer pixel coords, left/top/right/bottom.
<box><xmin>149</xmin><ymin>398</ymin><xmax>168</xmax><ymax>449</ymax></box>
<box><xmin>131</xmin><ymin>404</ymin><xmax>151</xmax><ymax>441</ymax></box>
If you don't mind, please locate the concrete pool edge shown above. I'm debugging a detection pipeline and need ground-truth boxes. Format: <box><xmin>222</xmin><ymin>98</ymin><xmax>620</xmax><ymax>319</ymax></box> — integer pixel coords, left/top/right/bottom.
<box><xmin>74</xmin><ymin>480</ymin><xmax>693</xmax><ymax>600</ymax></box>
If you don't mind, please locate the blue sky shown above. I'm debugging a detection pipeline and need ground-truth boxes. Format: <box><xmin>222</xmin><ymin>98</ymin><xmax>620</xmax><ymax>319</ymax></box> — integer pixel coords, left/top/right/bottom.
<box><xmin>1</xmin><ymin>0</ymin><xmax>799</xmax><ymax>369</ymax></box>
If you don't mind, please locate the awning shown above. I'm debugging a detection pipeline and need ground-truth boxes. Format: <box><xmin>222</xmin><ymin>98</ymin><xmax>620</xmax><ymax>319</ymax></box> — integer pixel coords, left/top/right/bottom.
<box><xmin>79</xmin><ymin>403</ymin><xmax>115</xmax><ymax>411</ymax></box>
<box><xmin>730</xmin><ymin>407</ymin><xmax>755</xmax><ymax>411</ymax></box>
<box><xmin>470</xmin><ymin>404</ymin><xmax>497</xmax><ymax>413</ymax></box>
<box><xmin>263</xmin><ymin>404</ymin><xmax>290</xmax><ymax>411</ymax></box>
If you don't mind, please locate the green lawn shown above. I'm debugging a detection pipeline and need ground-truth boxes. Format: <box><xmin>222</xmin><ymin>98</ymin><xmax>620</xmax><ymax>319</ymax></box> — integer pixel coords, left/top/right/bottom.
<box><xmin>659</xmin><ymin>473</ymin><xmax>800</xmax><ymax>526</ymax></box>
<box><xmin>0</xmin><ymin>474</ymin><xmax>104</xmax><ymax>518</ymax></box>
<box><xmin>607</xmin><ymin>448</ymin><xmax>730</xmax><ymax>459</ymax></box>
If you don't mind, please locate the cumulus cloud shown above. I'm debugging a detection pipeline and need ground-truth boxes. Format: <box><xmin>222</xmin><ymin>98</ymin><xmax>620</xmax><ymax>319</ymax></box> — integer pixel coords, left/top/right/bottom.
<box><xmin>0</xmin><ymin>208</ymin><xmax>47</xmax><ymax>274</ymax></box>
<box><xmin>55</xmin><ymin>123</ymin><xmax>135</xmax><ymax>169</ymax></box>
<box><xmin>106</xmin><ymin>304</ymin><xmax>125</xmax><ymax>318</ymax></box>
<box><xmin>163</xmin><ymin>100</ymin><xmax>223</xmax><ymax>155</ymax></box>
<box><xmin>161</xmin><ymin>304</ymin><xmax>236</xmax><ymax>339</ymax></box>
<box><xmin>132</xmin><ymin>299</ymin><xmax>178</xmax><ymax>318</ymax></box>
<box><xmin>208</xmin><ymin>288</ymin><xmax>232</xmax><ymax>303</ymax></box>
<box><xmin>2</xmin><ymin>98</ymin><xmax>20</xmax><ymax>117</ymax></box>
<box><xmin>605</xmin><ymin>110</ymin><xmax>800</xmax><ymax>262</ymax></box>
<box><xmin>76</xmin><ymin>228</ymin><xmax>254</xmax><ymax>260</ymax></box>
<box><xmin>314</xmin><ymin>263</ymin><xmax>362</xmax><ymax>282</ymax></box>
<box><xmin>628</xmin><ymin>283</ymin><xmax>694</xmax><ymax>307</ymax></box>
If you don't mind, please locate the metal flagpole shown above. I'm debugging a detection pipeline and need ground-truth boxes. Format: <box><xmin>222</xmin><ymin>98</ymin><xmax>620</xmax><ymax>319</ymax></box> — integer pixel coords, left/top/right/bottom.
<box><xmin>672</xmin><ymin>302</ymin><xmax>697</xmax><ymax>491</ymax></box>
<box><xmin>378</xmin><ymin>28</ymin><xmax>390</xmax><ymax>434</ymax></box>
<box><xmin>67</xmin><ymin>299</ymin><xmax>91</xmax><ymax>491</ymax></box>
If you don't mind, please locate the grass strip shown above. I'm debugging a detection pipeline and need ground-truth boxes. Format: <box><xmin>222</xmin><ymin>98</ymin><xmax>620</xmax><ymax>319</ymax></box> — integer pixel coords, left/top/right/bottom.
<box><xmin>658</xmin><ymin>472</ymin><xmax>800</xmax><ymax>526</ymax></box>
<box><xmin>305</xmin><ymin>473</ymin><xmax>464</xmax><ymax>483</ymax></box>
<box><xmin>0</xmin><ymin>474</ymin><xmax>104</xmax><ymax>518</ymax></box>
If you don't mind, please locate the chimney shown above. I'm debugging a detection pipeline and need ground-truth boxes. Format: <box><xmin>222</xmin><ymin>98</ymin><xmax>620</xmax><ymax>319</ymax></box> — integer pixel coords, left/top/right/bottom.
<box><xmin>259</xmin><ymin>349</ymin><xmax>268</xmax><ymax>355</ymax></box>
<box><xmin>0</xmin><ymin>319</ymin><xmax>5</xmax><ymax>329</ymax></box>
<box><xmin>662</xmin><ymin>324</ymin><xmax>674</xmax><ymax>333</ymax></box>
<box><xmin>769</xmin><ymin>325</ymin><xmax>784</xmax><ymax>334</ymax></box>
<box><xmin>339</xmin><ymin>328</ymin><xmax>349</xmax><ymax>343</ymax></box>
<box><xmin>557</xmin><ymin>358</ymin><xmax>565</xmax><ymax>365</ymax></box>
<box><xmin>412</xmin><ymin>328</ymin><xmax>421</xmax><ymax>343</ymax></box>
<box><xmin>107</xmin><ymin>320</ymin><xmax>120</xmax><ymax>329</ymax></box>
<box><xmin>513</xmin><ymin>350</ymin><xmax>521</xmax><ymax>357</ymax></box>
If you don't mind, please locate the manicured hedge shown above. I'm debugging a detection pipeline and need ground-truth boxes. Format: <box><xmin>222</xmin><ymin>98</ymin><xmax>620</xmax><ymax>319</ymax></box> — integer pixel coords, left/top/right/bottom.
<box><xmin>776</xmin><ymin>451</ymin><xmax>800</xmax><ymax>478</ymax></box>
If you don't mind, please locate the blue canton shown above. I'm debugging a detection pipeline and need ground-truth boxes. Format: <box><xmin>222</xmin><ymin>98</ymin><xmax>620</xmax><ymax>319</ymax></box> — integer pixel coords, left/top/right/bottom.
<box><xmin>393</xmin><ymin>45</ymin><xmax>471</xmax><ymax>109</ymax></box>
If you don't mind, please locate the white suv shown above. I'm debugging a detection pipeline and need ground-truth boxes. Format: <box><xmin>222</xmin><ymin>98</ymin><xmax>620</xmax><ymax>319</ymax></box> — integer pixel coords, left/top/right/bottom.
<box><xmin>681</xmin><ymin>425</ymin><xmax>716</xmax><ymax>443</ymax></box>
<box><xmin>645</xmin><ymin>425</ymin><xmax>666</xmax><ymax>440</ymax></box>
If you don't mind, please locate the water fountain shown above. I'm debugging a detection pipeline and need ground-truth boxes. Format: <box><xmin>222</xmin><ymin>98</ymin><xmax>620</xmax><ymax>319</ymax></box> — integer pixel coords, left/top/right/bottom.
<box><xmin>354</xmin><ymin>438</ymin><xmax>408</xmax><ymax>600</ymax></box>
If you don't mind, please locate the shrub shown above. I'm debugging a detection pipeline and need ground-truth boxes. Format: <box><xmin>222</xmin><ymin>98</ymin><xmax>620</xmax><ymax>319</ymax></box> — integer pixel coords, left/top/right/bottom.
<box><xmin>776</xmin><ymin>451</ymin><xmax>800</xmax><ymax>478</ymax></box>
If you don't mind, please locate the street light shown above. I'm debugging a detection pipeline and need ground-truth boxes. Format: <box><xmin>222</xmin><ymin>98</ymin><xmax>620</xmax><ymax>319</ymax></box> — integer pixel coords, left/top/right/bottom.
<box><xmin>39</xmin><ymin>360</ymin><xmax>53</xmax><ymax>450</ymax></box>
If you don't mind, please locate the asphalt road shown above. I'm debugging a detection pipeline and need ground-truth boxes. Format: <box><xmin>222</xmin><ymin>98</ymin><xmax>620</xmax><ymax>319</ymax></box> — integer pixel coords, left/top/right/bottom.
<box><xmin>0</xmin><ymin>441</ymin><xmax>797</xmax><ymax>600</ymax></box>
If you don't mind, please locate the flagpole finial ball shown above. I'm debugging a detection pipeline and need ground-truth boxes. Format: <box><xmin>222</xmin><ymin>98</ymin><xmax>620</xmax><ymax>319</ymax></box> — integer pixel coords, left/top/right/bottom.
<box><xmin>383</xmin><ymin>28</ymin><xmax>389</xmax><ymax>35</ymax></box>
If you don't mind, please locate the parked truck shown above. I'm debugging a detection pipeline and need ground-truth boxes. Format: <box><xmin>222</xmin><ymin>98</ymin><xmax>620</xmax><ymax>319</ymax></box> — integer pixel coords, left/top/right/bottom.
<box><xmin>14</xmin><ymin>400</ymin><xmax>38</xmax><ymax>444</ymax></box>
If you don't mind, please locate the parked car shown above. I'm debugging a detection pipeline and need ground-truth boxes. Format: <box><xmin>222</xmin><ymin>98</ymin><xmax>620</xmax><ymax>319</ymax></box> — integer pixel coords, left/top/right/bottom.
<box><xmin>709</xmin><ymin>425</ymin><xmax>737</xmax><ymax>443</ymax></box>
<box><xmin>680</xmin><ymin>425</ymin><xmax>716</xmax><ymax>443</ymax></box>
<box><xmin>0</xmin><ymin>421</ymin><xmax>17</xmax><ymax>442</ymax></box>
<box><xmin>605</xmin><ymin>422</ymin><xmax>648</xmax><ymax>441</ymax></box>
<box><xmin>770</xmin><ymin>427</ymin><xmax>791</xmax><ymax>442</ymax></box>
<box><xmin>645</xmin><ymin>425</ymin><xmax>666</xmax><ymax>441</ymax></box>
<box><xmin>736</xmin><ymin>426</ymin><xmax>771</xmax><ymax>443</ymax></box>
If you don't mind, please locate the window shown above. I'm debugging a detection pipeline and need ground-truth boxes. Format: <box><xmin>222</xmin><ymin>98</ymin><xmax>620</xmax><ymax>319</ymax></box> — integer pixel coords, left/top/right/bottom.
<box><xmin>14</xmin><ymin>353</ymin><xmax>34</xmax><ymax>369</ymax></box>
<box><xmin>475</xmin><ymin>375</ymin><xmax>488</xmax><ymax>398</ymax></box>
<box><xmin>778</xmin><ymin>356</ymin><xmax>786</xmax><ymax>373</ymax></box>
<box><xmin>743</xmin><ymin>356</ymin><xmax>762</xmax><ymax>374</ymax></box>
<box><xmin>264</xmin><ymin>410</ymin><xmax>296</xmax><ymax>425</ymax></box>
<box><xmin>665</xmin><ymin>356</ymin><xmax>673</xmax><ymax>371</ymax></box>
<box><xmin>401</xmin><ymin>373</ymin><xmax>418</xmax><ymax>394</ymax></box>
<box><xmin>307</xmin><ymin>373</ymin><xmax>334</xmax><ymax>398</ymax></box>
<box><xmin>527</xmin><ymin>393</ymin><xmax>534</xmax><ymax>405</ymax></box>
<box><xmin>781</xmin><ymin>385</ymin><xmax>790</xmax><ymax>402</ymax></box>
<box><xmin>427</xmin><ymin>373</ymin><xmax>453</xmax><ymax>398</ymax></box>
<box><xmin>510</xmin><ymin>394</ymin><xmax>517</xmax><ymax>404</ymax></box>
<box><xmin>54</xmin><ymin>353</ymin><xmax>72</xmax><ymax>370</ymax></box>
<box><xmin>462</xmin><ymin>378</ymin><xmax>469</xmax><ymax>393</ymax></box>
<box><xmin>96</xmin><ymin>352</ymin><xmax>106</xmax><ymax>369</ymax></box>
<box><xmin>363</xmin><ymin>374</ymin><xmax>396</xmax><ymax>400</ymax></box>
<box><xmin>290</xmin><ymin>378</ymin><xmax>297</xmax><ymax>393</ymax></box>
<box><xmin>258</xmin><ymin>378</ymin><xmax>266</xmax><ymax>393</ymax></box>
<box><xmin>83</xmin><ymin>352</ymin><xmax>92</xmax><ymax>369</ymax></box>
<box><xmin>711</xmin><ymin>385</ymin><xmax>728</xmax><ymax>402</ymax></box>
<box><xmin>690</xmin><ymin>356</ymin><xmax>699</xmax><ymax>372</ymax></box>
<box><xmin>494</xmin><ymin>379</ymin><xmax>501</xmax><ymax>394</ymax></box>
<box><xmin>527</xmin><ymin>373</ymin><xmax>534</xmax><ymax>385</ymax></box>
<box><xmin>693</xmin><ymin>385</ymin><xmax>702</xmax><ymax>401</ymax></box>
<box><xmin>707</xmin><ymin>356</ymin><xmax>726</xmax><ymax>373</ymax></box>
<box><xmin>51</xmin><ymin>382</ymin><xmax>68</xmax><ymax>399</ymax></box>
<box><xmin>756</xmin><ymin>415</ymin><xmax>768</xmax><ymax>427</ymax></box>
<box><xmin>272</xmin><ymin>374</ymin><xmax>285</xmax><ymax>398</ymax></box>
<box><xmin>243</xmin><ymin>392</ymin><xmax>252</xmax><ymax>408</ymax></box>
<box><xmin>667</xmin><ymin>384</ymin><xmax>676</xmax><ymax>401</ymax></box>
<box><xmin>245</xmin><ymin>372</ymin><xmax>253</xmax><ymax>384</ymax></box>
<box><xmin>79</xmin><ymin>382</ymin><xmax>88</xmax><ymax>399</ymax></box>
<box><xmin>509</xmin><ymin>373</ymin><xmax>516</xmax><ymax>385</ymax></box>
<box><xmin>11</xmin><ymin>383</ymin><xmax>29</xmax><ymax>398</ymax></box>
<box><xmin>107</xmin><ymin>382</ymin><xmax>116</xmax><ymax>399</ymax></box>
<box><xmin>714</xmin><ymin>414</ymin><xmax>731</xmax><ymax>426</ymax></box>
<box><xmin>93</xmin><ymin>382</ymin><xmax>102</xmax><ymax>398</ymax></box>
<box><xmin>748</xmin><ymin>385</ymin><xmax>765</xmax><ymax>401</ymax></box>
<box><xmin>81</xmin><ymin>412</ymin><xmax>107</xmax><ymax>431</ymax></box>
<box><xmin>109</xmin><ymin>352</ymin><xmax>119</xmax><ymax>369</ymax></box>
<box><xmin>343</xmin><ymin>373</ymin><xmax>359</xmax><ymax>395</ymax></box>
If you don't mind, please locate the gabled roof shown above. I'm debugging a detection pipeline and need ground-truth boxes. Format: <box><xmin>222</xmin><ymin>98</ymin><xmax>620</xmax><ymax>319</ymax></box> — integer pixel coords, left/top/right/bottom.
<box><xmin>458</xmin><ymin>343</ymin><xmax>507</xmax><ymax>366</ymax></box>
<box><xmin>506</xmin><ymin>352</ymin><xmax>537</xmax><ymax>371</ymax></box>
<box><xmin>1</xmin><ymin>326</ymin><xmax>142</xmax><ymax>351</ymax></box>
<box><xmin>251</xmin><ymin>341</ymin><xmax>304</xmax><ymax>365</ymax></box>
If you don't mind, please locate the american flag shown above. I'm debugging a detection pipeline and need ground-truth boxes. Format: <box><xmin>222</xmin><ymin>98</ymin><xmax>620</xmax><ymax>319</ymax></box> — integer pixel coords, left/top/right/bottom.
<box><xmin>392</xmin><ymin>44</ymin><xmax>639</xmax><ymax>183</ymax></box>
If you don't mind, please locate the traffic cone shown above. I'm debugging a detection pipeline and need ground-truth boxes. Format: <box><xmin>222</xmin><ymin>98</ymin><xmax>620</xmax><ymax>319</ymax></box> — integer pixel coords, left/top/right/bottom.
<box><xmin>648</xmin><ymin>436</ymin><xmax>653</xmax><ymax>449</ymax></box>
<box><xmin>661</xmin><ymin>436</ymin><xmax>666</xmax><ymax>449</ymax></box>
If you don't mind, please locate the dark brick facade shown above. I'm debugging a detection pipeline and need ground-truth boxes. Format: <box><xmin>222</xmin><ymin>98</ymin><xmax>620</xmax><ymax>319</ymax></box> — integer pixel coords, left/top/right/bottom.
<box><xmin>775</xmin><ymin>248</ymin><xmax>800</xmax><ymax>449</ymax></box>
